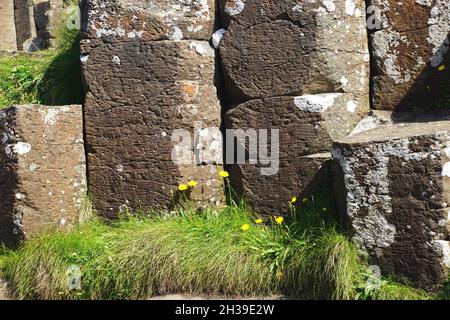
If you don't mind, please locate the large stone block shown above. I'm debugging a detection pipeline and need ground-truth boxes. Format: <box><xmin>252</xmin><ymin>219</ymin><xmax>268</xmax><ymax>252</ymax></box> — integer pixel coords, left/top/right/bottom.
<box><xmin>81</xmin><ymin>1</ymin><xmax>223</xmax><ymax>216</ymax></box>
<box><xmin>14</xmin><ymin>0</ymin><xmax>37</xmax><ymax>52</ymax></box>
<box><xmin>81</xmin><ymin>0</ymin><xmax>215</xmax><ymax>41</ymax></box>
<box><xmin>225</xmin><ymin>93</ymin><xmax>368</xmax><ymax>214</ymax></box>
<box><xmin>332</xmin><ymin>120</ymin><xmax>450</xmax><ymax>288</ymax></box>
<box><xmin>369</xmin><ymin>0</ymin><xmax>450</xmax><ymax>110</ymax></box>
<box><xmin>218</xmin><ymin>0</ymin><xmax>370</xmax><ymax>102</ymax></box>
<box><xmin>0</xmin><ymin>0</ymin><xmax>18</xmax><ymax>51</ymax></box>
<box><xmin>0</xmin><ymin>105</ymin><xmax>87</xmax><ymax>247</ymax></box>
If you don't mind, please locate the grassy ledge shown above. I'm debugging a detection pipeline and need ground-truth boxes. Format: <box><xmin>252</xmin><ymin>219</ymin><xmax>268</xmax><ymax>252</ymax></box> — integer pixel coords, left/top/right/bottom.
<box><xmin>0</xmin><ymin>195</ymin><xmax>430</xmax><ymax>300</ymax></box>
<box><xmin>0</xmin><ymin>4</ymin><xmax>83</xmax><ymax>108</ymax></box>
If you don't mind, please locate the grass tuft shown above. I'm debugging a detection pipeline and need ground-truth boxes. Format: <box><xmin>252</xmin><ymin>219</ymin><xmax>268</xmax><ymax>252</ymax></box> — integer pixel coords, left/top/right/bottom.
<box><xmin>0</xmin><ymin>194</ymin><xmax>432</xmax><ymax>300</ymax></box>
<box><xmin>0</xmin><ymin>4</ymin><xmax>83</xmax><ymax>108</ymax></box>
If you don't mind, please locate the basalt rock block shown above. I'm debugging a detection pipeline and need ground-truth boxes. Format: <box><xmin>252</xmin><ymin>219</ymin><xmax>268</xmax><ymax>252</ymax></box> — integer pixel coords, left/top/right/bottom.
<box><xmin>218</xmin><ymin>0</ymin><xmax>370</xmax><ymax>103</ymax></box>
<box><xmin>81</xmin><ymin>0</ymin><xmax>215</xmax><ymax>41</ymax></box>
<box><xmin>0</xmin><ymin>105</ymin><xmax>87</xmax><ymax>247</ymax></box>
<box><xmin>369</xmin><ymin>0</ymin><xmax>450</xmax><ymax>110</ymax></box>
<box><xmin>0</xmin><ymin>0</ymin><xmax>18</xmax><ymax>51</ymax></box>
<box><xmin>332</xmin><ymin>120</ymin><xmax>450</xmax><ymax>288</ymax></box>
<box><xmin>225</xmin><ymin>93</ymin><xmax>367</xmax><ymax>214</ymax></box>
<box><xmin>14</xmin><ymin>0</ymin><xmax>37</xmax><ymax>51</ymax></box>
<box><xmin>81</xmin><ymin>31</ymin><xmax>223</xmax><ymax>215</ymax></box>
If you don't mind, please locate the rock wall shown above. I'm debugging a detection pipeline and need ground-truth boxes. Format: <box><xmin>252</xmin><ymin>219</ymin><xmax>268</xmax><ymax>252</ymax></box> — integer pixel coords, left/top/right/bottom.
<box><xmin>369</xmin><ymin>0</ymin><xmax>450</xmax><ymax>110</ymax></box>
<box><xmin>220</xmin><ymin>0</ymin><xmax>370</xmax><ymax>214</ymax></box>
<box><xmin>333</xmin><ymin>120</ymin><xmax>450</xmax><ymax>288</ymax></box>
<box><xmin>0</xmin><ymin>105</ymin><xmax>86</xmax><ymax>247</ymax></box>
<box><xmin>80</xmin><ymin>0</ymin><xmax>223</xmax><ymax>217</ymax></box>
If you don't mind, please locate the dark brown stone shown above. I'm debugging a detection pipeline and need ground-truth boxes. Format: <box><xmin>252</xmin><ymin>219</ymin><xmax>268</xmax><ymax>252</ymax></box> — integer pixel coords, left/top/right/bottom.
<box><xmin>219</xmin><ymin>0</ymin><xmax>370</xmax><ymax>103</ymax></box>
<box><xmin>369</xmin><ymin>0</ymin><xmax>450</xmax><ymax>110</ymax></box>
<box><xmin>81</xmin><ymin>2</ymin><xmax>223</xmax><ymax>216</ymax></box>
<box><xmin>225</xmin><ymin>94</ymin><xmax>367</xmax><ymax>214</ymax></box>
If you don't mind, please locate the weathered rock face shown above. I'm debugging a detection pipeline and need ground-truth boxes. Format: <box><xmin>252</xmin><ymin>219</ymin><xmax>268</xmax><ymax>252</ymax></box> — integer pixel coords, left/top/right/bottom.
<box><xmin>332</xmin><ymin>121</ymin><xmax>450</xmax><ymax>288</ymax></box>
<box><xmin>0</xmin><ymin>105</ymin><xmax>87</xmax><ymax>247</ymax></box>
<box><xmin>81</xmin><ymin>0</ymin><xmax>223</xmax><ymax>217</ymax></box>
<box><xmin>14</xmin><ymin>0</ymin><xmax>37</xmax><ymax>51</ymax></box>
<box><xmin>84</xmin><ymin>0</ymin><xmax>215</xmax><ymax>41</ymax></box>
<box><xmin>219</xmin><ymin>0</ymin><xmax>370</xmax><ymax>214</ymax></box>
<box><xmin>0</xmin><ymin>0</ymin><xmax>18</xmax><ymax>51</ymax></box>
<box><xmin>369</xmin><ymin>0</ymin><xmax>450</xmax><ymax>110</ymax></box>
<box><xmin>219</xmin><ymin>0</ymin><xmax>370</xmax><ymax>103</ymax></box>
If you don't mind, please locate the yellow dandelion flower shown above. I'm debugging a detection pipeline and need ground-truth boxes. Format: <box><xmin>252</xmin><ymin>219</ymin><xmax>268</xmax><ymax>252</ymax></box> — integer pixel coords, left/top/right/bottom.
<box><xmin>276</xmin><ymin>271</ymin><xmax>284</xmax><ymax>281</ymax></box>
<box><xmin>178</xmin><ymin>184</ymin><xmax>188</xmax><ymax>191</ymax></box>
<box><xmin>241</xmin><ymin>224</ymin><xmax>250</xmax><ymax>231</ymax></box>
<box><xmin>438</xmin><ymin>65</ymin><xmax>446</xmax><ymax>71</ymax></box>
<box><xmin>275</xmin><ymin>216</ymin><xmax>284</xmax><ymax>225</ymax></box>
<box><xmin>291</xmin><ymin>196</ymin><xmax>297</xmax><ymax>204</ymax></box>
<box><xmin>188</xmin><ymin>180</ymin><xmax>198</xmax><ymax>187</ymax></box>
<box><xmin>219</xmin><ymin>170</ymin><xmax>230</xmax><ymax>178</ymax></box>
<box><xmin>255</xmin><ymin>218</ymin><xmax>264</xmax><ymax>224</ymax></box>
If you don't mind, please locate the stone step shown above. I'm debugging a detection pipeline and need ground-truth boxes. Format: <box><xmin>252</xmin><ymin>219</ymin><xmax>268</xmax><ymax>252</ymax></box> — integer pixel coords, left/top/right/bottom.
<box><xmin>332</xmin><ymin>120</ymin><xmax>450</xmax><ymax>288</ymax></box>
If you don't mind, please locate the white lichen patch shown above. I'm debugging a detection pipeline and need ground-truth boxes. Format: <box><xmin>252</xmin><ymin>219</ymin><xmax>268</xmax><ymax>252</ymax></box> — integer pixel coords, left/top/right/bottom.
<box><xmin>294</xmin><ymin>93</ymin><xmax>342</xmax><ymax>113</ymax></box>
<box><xmin>13</xmin><ymin>142</ymin><xmax>31</xmax><ymax>155</ymax></box>
<box><xmin>346</xmin><ymin>100</ymin><xmax>358</xmax><ymax>113</ymax></box>
<box><xmin>212</xmin><ymin>28</ymin><xmax>226</xmax><ymax>49</ymax></box>
<box><xmin>167</xmin><ymin>26</ymin><xmax>183</xmax><ymax>41</ymax></box>
<box><xmin>332</xmin><ymin>136</ymin><xmax>444</xmax><ymax>254</ymax></box>
<box><xmin>434</xmin><ymin>240</ymin><xmax>450</xmax><ymax>268</ymax></box>
<box><xmin>442</xmin><ymin>162</ymin><xmax>450</xmax><ymax>177</ymax></box>
<box><xmin>225</xmin><ymin>0</ymin><xmax>245</xmax><ymax>16</ymax></box>
<box><xmin>112</xmin><ymin>55</ymin><xmax>121</xmax><ymax>65</ymax></box>
<box><xmin>189</xmin><ymin>41</ymin><xmax>214</xmax><ymax>56</ymax></box>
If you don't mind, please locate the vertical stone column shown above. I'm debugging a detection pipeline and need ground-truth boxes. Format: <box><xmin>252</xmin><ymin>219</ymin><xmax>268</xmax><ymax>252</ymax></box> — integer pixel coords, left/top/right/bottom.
<box><xmin>0</xmin><ymin>0</ymin><xmax>18</xmax><ymax>51</ymax></box>
<box><xmin>81</xmin><ymin>0</ymin><xmax>224</xmax><ymax>217</ymax></box>
<box><xmin>14</xmin><ymin>0</ymin><xmax>37</xmax><ymax>51</ymax></box>
<box><xmin>219</xmin><ymin>0</ymin><xmax>371</xmax><ymax>214</ymax></box>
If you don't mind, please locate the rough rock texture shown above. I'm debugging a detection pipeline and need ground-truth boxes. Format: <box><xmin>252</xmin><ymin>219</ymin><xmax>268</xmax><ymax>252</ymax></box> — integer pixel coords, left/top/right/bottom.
<box><xmin>332</xmin><ymin>121</ymin><xmax>450</xmax><ymax>288</ymax></box>
<box><xmin>0</xmin><ymin>105</ymin><xmax>87</xmax><ymax>247</ymax></box>
<box><xmin>225</xmin><ymin>94</ymin><xmax>366</xmax><ymax>214</ymax></box>
<box><xmin>14</xmin><ymin>0</ymin><xmax>37</xmax><ymax>51</ymax></box>
<box><xmin>81</xmin><ymin>0</ymin><xmax>223</xmax><ymax>216</ymax></box>
<box><xmin>218</xmin><ymin>0</ymin><xmax>370</xmax><ymax>103</ymax></box>
<box><xmin>369</xmin><ymin>0</ymin><xmax>450</xmax><ymax>110</ymax></box>
<box><xmin>220</xmin><ymin>0</ymin><xmax>370</xmax><ymax>214</ymax></box>
<box><xmin>82</xmin><ymin>0</ymin><xmax>215</xmax><ymax>41</ymax></box>
<box><xmin>0</xmin><ymin>0</ymin><xmax>18</xmax><ymax>51</ymax></box>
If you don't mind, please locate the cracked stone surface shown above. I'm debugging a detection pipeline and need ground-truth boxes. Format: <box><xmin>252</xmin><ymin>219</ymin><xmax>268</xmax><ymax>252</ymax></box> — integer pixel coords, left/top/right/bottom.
<box><xmin>218</xmin><ymin>0</ymin><xmax>370</xmax><ymax>103</ymax></box>
<box><xmin>220</xmin><ymin>0</ymin><xmax>370</xmax><ymax>214</ymax></box>
<box><xmin>332</xmin><ymin>120</ymin><xmax>450</xmax><ymax>288</ymax></box>
<box><xmin>225</xmin><ymin>94</ymin><xmax>367</xmax><ymax>214</ymax></box>
<box><xmin>369</xmin><ymin>0</ymin><xmax>450</xmax><ymax>110</ymax></box>
<box><xmin>0</xmin><ymin>105</ymin><xmax>87</xmax><ymax>247</ymax></box>
<box><xmin>81</xmin><ymin>0</ymin><xmax>216</xmax><ymax>41</ymax></box>
<box><xmin>81</xmin><ymin>0</ymin><xmax>223</xmax><ymax>217</ymax></box>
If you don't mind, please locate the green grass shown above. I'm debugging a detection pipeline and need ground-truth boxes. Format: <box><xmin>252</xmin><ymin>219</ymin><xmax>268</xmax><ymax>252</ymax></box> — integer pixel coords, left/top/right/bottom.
<box><xmin>0</xmin><ymin>194</ymin><xmax>430</xmax><ymax>300</ymax></box>
<box><xmin>0</xmin><ymin>4</ymin><xmax>83</xmax><ymax>108</ymax></box>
